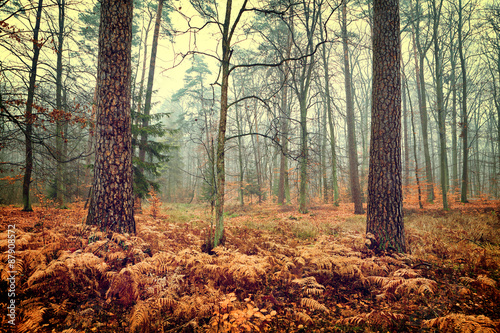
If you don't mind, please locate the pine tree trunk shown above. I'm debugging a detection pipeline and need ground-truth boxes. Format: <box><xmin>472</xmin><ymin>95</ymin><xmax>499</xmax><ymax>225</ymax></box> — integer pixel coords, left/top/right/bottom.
<box><xmin>86</xmin><ymin>0</ymin><xmax>135</xmax><ymax>234</ymax></box>
<box><xmin>367</xmin><ymin>0</ymin><xmax>405</xmax><ymax>252</ymax></box>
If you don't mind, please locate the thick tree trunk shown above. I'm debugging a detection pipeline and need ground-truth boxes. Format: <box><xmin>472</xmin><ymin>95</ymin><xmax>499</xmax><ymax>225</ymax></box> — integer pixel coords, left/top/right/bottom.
<box><xmin>22</xmin><ymin>0</ymin><xmax>44</xmax><ymax>212</ymax></box>
<box><xmin>367</xmin><ymin>0</ymin><xmax>405</xmax><ymax>252</ymax></box>
<box><xmin>86</xmin><ymin>0</ymin><xmax>135</xmax><ymax>234</ymax></box>
<box><xmin>342</xmin><ymin>2</ymin><xmax>364</xmax><ymax>214</ymax></box>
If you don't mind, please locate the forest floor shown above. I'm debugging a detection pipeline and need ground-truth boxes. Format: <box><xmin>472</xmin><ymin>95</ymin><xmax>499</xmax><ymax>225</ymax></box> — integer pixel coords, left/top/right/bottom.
<box><xmin>1</xmin><ymin>199</ymin><xmax>500</xmax><ymax>332</ymax></box>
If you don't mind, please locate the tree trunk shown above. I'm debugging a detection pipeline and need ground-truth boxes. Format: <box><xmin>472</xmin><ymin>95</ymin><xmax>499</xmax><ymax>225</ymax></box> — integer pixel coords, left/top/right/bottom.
<box><xmin>235</xmin><ymin>102</ymin><xmax>245</xmax><ymax>206</ymax></box>
<box><xmin>278</xmin><ymin>22</ymin><xmax>292</xmax><ymax>206</ymax></box>
<box><xmin>402</xmin><ymin>68</ymin><xmax>410</xmax><ymax>194</ymax></box>
<box><xmin>432</xmin><ymin>0</ymin><xmax>449</xmax><ymax>209</ymax></box>
<box><xmin>411</xmin><ymin>0</ymin><xmax>435</xmax><ymax>203</ymax></box>
<box><xmin>367</xmin><ymin>0</ymin><xmax>405</xmax><ymax>252</ymax></box>
<box><xmin>22</xmin><ymin>0</ymin><xmax>44</xmax><ymax>212</ymax></box>
<box><xmin>213</xmin><ymin>0</ymin><xmax>242</xmax><ymax>247</ymax></box>
<box><xmin>139</xmin><ymin>0</ymin><xmax>163</xmax><ymax>166</ymax></box>
<box><xmin>320</xmin><ymin>14</ymin><xmax>339</xmax><ymax>206</ymax></box>
<box><xmin>458</xmin><ymin>0</ymin><xmax>468</xmax><ymax>203</ymax></box>
<box><xmin>86</xmin><ymin>0</ymin><xmax>135</xmax><ymax>234</ymax></box>
<box><xmin>55</xmin><ymin>0</ymin><xmax>66</xmax><ymax>208</ymax></box>
<box><xmin>451</xmin><ymin>42</ymin><xmax>458</xmax><ymax>194</ymax></box>
<box><xmin>342</xmin><ymin>1</ymin><xmax>364</xmax><ymax>214</ymax></box>
<box><xmin>298</xmin><ymin>92</ymin><xmax>309</xmax><ymax>213</ymax></box>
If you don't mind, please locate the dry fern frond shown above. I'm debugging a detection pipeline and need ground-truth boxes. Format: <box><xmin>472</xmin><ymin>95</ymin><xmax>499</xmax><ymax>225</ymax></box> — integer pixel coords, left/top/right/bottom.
<box><xmin>18</xmin><ymin>306</ymin><xmax>47</xmax><ymax>333</ymax></box>
<box><xmin>106</xmin><ymin>266</ymin><xmax>140</xmax><ymax>306</ymax></box>
<box><xmin>292</xmin><ymin>276</ymin><xmax>325</xmax><ymax>295</ymax></box>
<box><xmin>295</xmin><ymin>311</ymin><xmax>313</xmax><ymax>324</ymax></box>
<box><xmin>300</xmin><ymin>298</ymin><xmax>329</xmax><ymax>313</ymax></box>
<box><xmin>476</xmin><ymin>275</ymin><xmax>497</xmax><ymax>288</ymax></box>
<box><xmin>424</xmin><ymin>313</ymin><xmax>497</xmax><ymax>333</ymax></box>
<box><xmin>156</xmin><ymin>297</ymin><xmax>177</xmax><ymax>311</ymax></box>
<box><xmin>365</xmin><ymin>275</ymin><xmax>437</xmax><ymax>298</ymax></box>
<box><xmin>393</xmin><ymin>268</ymin><xmax>421</xmax><ymax>278</ymax></box>
<box><xmin>130</xmin><ymin>300</ymin><xmax>152</xmax><ymax>333</ymax></box>
<box><xmin>337</xmin><ymin>310</ymin><xmax>407</xmax><ymax>330</ymax></box>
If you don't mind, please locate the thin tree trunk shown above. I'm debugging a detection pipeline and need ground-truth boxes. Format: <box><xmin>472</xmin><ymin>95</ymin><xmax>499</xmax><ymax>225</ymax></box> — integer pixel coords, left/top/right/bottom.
<box><xmin>342</xmin><ymin>1</ymin><xmax>364</xmax><ymax>214</ymax></box>
<box><xmin>55</xmin><ymin>0</ymin><xmax>65</xmax><ymax>207</ymax></box>
<box><xmin>402</xmin><ymin>67</ymin><xmax>409</xmax><ymax>194</ymax></box>
<box><xmin>278</xmin><ymin>21</ymin><xmax>292</xmax><ymax>205</ymax></box>
<box><xmin>320</xmin><ymin>14</ymin><xmax>339</xmax><ymax>205</ymax></box>
<box><xmin>23</xmin><ymin>0</ymin><xmax>44</xmax><ymax>212</ymax></box>
<box><xmin>139</xmin><ymin>0</ymin><xmax>163</xmax><ymax>166</ymax></box>
<box><xmin>432</xmin><ymin>0</ymin><xmax>448</xmax><ymax>209</ymax></box>
<box><xmin>458</xmin><ymin>0</ymin><xmax>468</xmax><ymax>203</ymax></box>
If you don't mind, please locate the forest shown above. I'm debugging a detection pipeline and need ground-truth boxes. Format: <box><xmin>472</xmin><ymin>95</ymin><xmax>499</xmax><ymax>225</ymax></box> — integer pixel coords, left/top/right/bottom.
<box><xmin>1</xmin><ymin>0</ymin><xmax>500</xmax><ymax>332</ymax></box>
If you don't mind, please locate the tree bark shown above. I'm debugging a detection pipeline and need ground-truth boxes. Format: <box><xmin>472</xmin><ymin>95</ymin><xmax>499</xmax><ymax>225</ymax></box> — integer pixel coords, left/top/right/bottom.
<box><xmin>86</xmin><ymin>0</ymin><xmax>135</xmax><ymax>234</ymax></box>
<box><xmin>367</xmin><ymin>0</ymin><xmax>405</xmax><ymax>252</ymax></box>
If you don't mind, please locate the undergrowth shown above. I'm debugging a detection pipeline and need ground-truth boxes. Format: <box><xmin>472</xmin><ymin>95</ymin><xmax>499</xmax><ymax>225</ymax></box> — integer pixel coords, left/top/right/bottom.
<box><xmin>0</xmin><ymin>201</ymin><xmax>499</xmax><ymax>332</ymax></box>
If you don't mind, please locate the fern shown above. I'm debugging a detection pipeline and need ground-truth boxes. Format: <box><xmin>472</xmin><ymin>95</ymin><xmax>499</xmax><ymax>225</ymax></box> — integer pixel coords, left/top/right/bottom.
<box><xmin>292</xmin><ymin>276</ymin><xmax>325</xmax><ymax>296</ymax></box>
<box><xmin>337</xmin><ymin>310</ymin><xmax>407</xmax><ymax>330</ymax></box>
<box><xmin>424</xmin><ymin>314</ymin><xmax>497</xmax><ymax>333</ymax></box>
<box><xmin>106</xmin><ymin>266</ymin><xmax>140</xmax><ymax>306</ymax></box>
<box><xmin>300</xmin><ymin>298</ymin><xmax>329</xmax><ymax>313</ymax></box>
<box><xmin>130</xmin><ymin>300</ymin><xmax>152</xmax><ymax>333</ymax></box>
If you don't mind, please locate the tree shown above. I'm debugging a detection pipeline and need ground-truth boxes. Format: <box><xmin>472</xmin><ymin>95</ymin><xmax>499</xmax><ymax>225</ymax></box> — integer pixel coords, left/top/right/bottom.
<box><xmin>409</xmin><ymin>0</ymin><xmax>435</xmax><ymax>203</ymax></box>
<box><xmin>342</xmin><ymin>0</ymin><xmax>364</xmax><ymax>214</ymax></box>
<box><xmin>366</xmin><ymin>0</ymin><xmax>405</xmax><ymax>252</ymax></box>
<box><xmin>22</xmin><ymin>0</ymin><xmax>44</xmax><ymax>211</ymax></box>
<box><xmin>86</xmin><ymin>0</ymin><xmax>135</xmax><ymax>234</ymax></box>
<box><xmin>431</xmin><ymin>0</ymin><xmax>449</xmax><ymax>209</ymax></box>
<box><xmin>54</xmin><ymin>0</ymin><xmax>66</xmax><ymax>208</ymax></box>
<box><xmin>457</xmin><ymin>0</ymin><xmax>468</xmax><ymax>203</ymax></box>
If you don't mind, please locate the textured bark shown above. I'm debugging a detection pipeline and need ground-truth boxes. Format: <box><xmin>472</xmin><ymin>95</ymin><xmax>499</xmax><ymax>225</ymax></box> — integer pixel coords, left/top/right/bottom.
<box><xmin>22</xmin><ymin>0</ymin><xmax>44</xmax><ymax>212</ymax></box>
<box><xmin>342</xmin><ymin>2</ymin><xmax>364</xmax><ymax>214</ymax></box>
<box><xmin>367</xmin><ymin>0</ymin><xmax>405</xmax><ymax>252</ymax></box>
<box><xmin>86</xmin><ymin>0</ymin><xmax>135</xmax><ymax>234</ymax></box>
